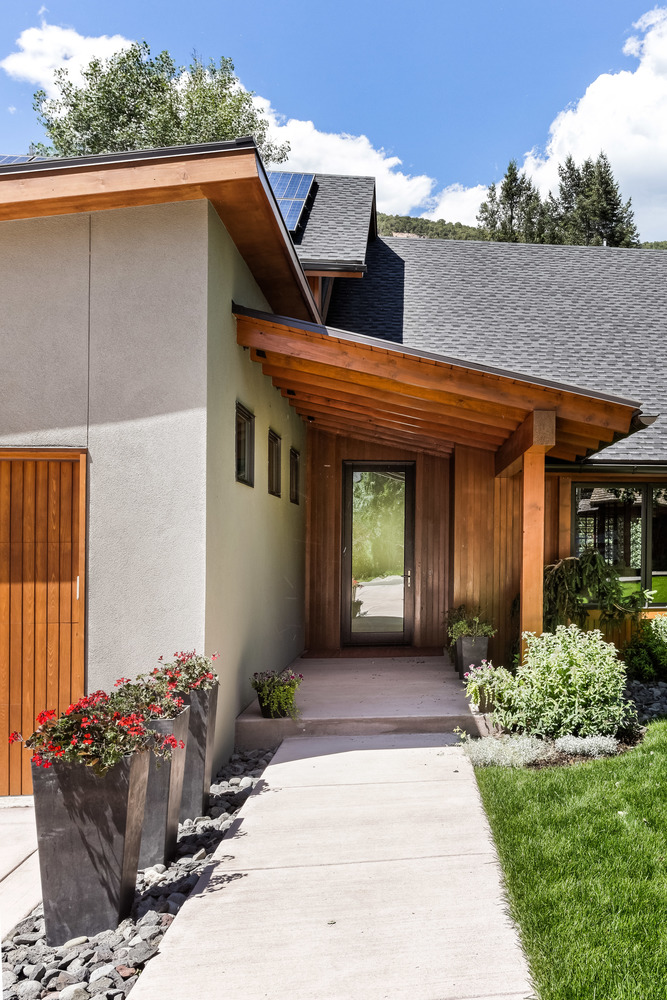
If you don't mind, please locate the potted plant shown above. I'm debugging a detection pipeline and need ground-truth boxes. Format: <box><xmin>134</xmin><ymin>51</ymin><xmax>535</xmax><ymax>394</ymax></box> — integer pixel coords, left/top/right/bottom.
<box><xmin>251</xmin><ymin>668</ymin><xmax>304</xmax><ymax>719</ymax></box>
<box><xmin>448</xmin><ymin>612</ymin><xmax>497</xmax><ymax>678</ymax></box>
<box><xmin>110</xmin><ymin>677</ymin><xmax>188</xmax><ymax>869</ymax></box>
<box><xmin>149</xmin><ymin>651</ymin><xmax>219</xmax><ymax>823</ymax></box>
<box><xmin>8</xmin><ymin>691</ymin><xmax>181</xmax><ymax>946</ymax></box>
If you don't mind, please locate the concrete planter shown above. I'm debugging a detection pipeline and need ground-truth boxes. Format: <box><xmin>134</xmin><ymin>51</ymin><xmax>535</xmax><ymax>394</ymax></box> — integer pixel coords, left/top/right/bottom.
<box><xmin>32</xmin><ymin>753</ymin><xmax>149</xmax><ymax>946</ymax></box>
<box><xmin>179</xmin><ymin>683</ymin><xmax>219</xmax><ymax>822</ymax></box>
<box><xmin>456</xmin><ymin>636</ymin><xmax>490</xmax><ymax>679</ymax></box>
<box><xmin>139</xmin><ymin>707</ymin><xmax>190</xmax><ymax>869</ymax></box>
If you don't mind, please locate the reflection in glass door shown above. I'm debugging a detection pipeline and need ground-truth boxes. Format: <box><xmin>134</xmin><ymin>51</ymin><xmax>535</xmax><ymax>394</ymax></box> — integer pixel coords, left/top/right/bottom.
<box><xmin>341</xmin><ymin>462</ymin><xmax>415</xmax><ymax>645</ymax></box>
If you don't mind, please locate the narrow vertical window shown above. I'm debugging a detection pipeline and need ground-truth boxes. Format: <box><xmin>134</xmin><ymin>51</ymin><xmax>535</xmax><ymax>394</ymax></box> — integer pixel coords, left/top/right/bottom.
<box><xmin>268</xmin><ymin>430</ymin><xmax>281</xmax><ymax>497</ymax></box>
<box><xmin>290</xmin><ymin>448</ymin><xmax>300</xmax><ymax>504</ymax></box>
<box><xmin>235</xmin><ymin>402</ymin><xmax>254</xmax><ymax>486</ymax></box>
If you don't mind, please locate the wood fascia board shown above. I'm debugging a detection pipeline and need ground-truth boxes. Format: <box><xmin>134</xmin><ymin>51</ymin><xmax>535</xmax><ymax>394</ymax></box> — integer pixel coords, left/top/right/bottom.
<box><xmin>0</xmin><ymin>150</ymin><xmax>319</xmax><ymax>324</ymax></box>
<box><xmin>495</xmin><ymin>410</ymin><xmax>556</xmax><ymax>478</ymax></box>
<box><xmin>236</xmin><ymin>316</ymin><xmax>636</xmax><ymax>432</ymax></box>
<box><xmin>304</xmin><ymin>269</ymin><xmax>364</xmax><ymax>279</ymax></box>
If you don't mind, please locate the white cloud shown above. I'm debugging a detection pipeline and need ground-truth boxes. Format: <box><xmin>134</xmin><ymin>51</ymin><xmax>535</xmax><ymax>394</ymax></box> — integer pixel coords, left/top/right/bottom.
<box><xmin>7</xmin><ymin>105</ymin><xmax>16</xmax><ymax>114</ymax></box>
<box><xmin>0</xmin><ymin>21</ymin><xmax>132</xmax><ymax>97</ymax></box>
<box><xmin>257</xmin><ymin>97</ymin><xmax>435</xmax><ymax>215</ymax></box>
<box><xmin>420</xmin><ymin>7</ymin><xmax>667</xmax><ymax>238</ymax></box>
<box><xmin>423</xmin><ymin>183</ymin><xmax>488</xmax><ymax>228</ymax></box>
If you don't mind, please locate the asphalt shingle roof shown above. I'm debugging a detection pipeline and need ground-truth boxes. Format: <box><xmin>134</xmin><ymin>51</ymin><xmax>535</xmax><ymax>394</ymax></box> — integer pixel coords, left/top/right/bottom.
<box><xmin>289</xmin><ymin>173</ymin><xmax>376</xmax><ymax>269</ymax></box>
<box><xmin>326</xmin><ymin>236</ymin><xmax>667</xmax><ymax>463</ymax></box>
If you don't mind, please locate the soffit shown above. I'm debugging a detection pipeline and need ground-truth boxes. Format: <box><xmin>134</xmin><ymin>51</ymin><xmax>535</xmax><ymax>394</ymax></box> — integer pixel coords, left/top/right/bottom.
<box><xmin>233</xmin><ymin>305</ymin><xmax>644</xmax><ymax>463</ymax></box>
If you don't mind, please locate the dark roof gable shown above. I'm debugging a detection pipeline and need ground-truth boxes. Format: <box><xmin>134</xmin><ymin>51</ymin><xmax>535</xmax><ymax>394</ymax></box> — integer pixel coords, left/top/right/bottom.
<box><xmin>282</xmin><ymin>172</ymin><xmax>376</xmax><ymax>270</ymax></box>
<box><xmin>327</xmin><ymin>236</ymin><xmax>667</xmax><ymax>463</ymax></box>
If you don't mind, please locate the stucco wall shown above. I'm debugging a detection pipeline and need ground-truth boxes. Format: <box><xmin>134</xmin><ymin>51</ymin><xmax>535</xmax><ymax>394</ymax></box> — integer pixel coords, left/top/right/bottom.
<box><xmin>205</xmin><ymin>204</ymin><xmax>306</xmax><ymax>765</ymax></box>
<box><xmin>1</xmin><ymin>199</ymin><xmax>306</xmax><ymax>763</ymax></box>
<box><xmin>0</xmin><ymin>202</ymin><xmax>209</xmax><ymax>691</ymax></box>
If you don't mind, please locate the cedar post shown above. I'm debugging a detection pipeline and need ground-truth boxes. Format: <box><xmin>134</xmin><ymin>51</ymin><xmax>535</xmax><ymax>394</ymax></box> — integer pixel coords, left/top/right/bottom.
<box><xmin>520</xmin><ymin>450</ymin><xmax>546</xmax><ymax>643</ymax></box>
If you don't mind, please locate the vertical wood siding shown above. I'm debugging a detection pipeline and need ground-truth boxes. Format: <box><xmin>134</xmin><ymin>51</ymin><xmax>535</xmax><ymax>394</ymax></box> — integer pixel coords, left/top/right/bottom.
<box><xmin>0</xmin><ymin>455</ymin><xmax>85</xmax><ymax>795</ymax></box>
<box><xmin>306</xmin><ymin>429</ymin><xmax>449</xmax><ymax>651</ymax></box>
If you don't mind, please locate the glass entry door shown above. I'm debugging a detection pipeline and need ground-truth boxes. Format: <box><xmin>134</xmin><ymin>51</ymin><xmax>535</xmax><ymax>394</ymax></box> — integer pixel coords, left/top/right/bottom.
<box><xmin>341</xmin><ymin>462</ymin><xmax>415</xmax><ymax>645</ymax></box>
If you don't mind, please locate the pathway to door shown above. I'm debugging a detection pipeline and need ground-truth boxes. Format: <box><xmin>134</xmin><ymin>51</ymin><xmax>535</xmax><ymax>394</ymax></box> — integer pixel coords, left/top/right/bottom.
<box><xmin>131</xmin><ymin>734</ymin><xmax>533</xmax><ymax>1000</ymax></box>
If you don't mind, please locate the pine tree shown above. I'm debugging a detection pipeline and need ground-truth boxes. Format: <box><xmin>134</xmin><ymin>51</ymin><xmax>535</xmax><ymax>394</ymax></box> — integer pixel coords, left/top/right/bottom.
<box><xmin>477</xmin><ymin>160</ymin><xmax>545</xmax><ymax>243</ymax></box>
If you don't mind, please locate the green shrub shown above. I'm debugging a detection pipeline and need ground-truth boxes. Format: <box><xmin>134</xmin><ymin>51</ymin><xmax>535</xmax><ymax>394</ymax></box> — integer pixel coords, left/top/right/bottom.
<box><xmin>462</xmin><ymin>734</ymin><xmax>554</xmax><ymax>768</ymax></box>
<box><xmin>492</xmin><ymin>624</ymin><xmax>636</xmax><ymax>738</ymax></box>
<box><xmin>623</xmin><ymin>616</ymin><xmax>667</xmax><ymax>681</ymax></box>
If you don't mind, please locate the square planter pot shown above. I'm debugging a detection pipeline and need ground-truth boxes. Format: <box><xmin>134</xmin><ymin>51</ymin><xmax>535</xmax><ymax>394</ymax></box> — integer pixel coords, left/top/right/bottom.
<box><xmin>139</xmin><ymin>707</ymin><xmax>190</xmax><ymax>870</ymax></box>
<box><xmin>457</xmin><ymin>636</ymin><xmax>490</xmax><ymax>679</ymax></box>
<box><xmin>179</xmin><ymin>683</ymin><xmax>219</xmax><ymax>823</ymax></box>
<box><xmin>32</xmin><ymin>752</ymin><xmax>149</xmax><ymax>946</ymax></box>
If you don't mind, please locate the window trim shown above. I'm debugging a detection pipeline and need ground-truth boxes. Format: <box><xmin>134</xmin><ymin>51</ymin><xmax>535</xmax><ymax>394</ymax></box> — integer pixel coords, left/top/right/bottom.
<box><xmin>289</xmin><ymin>448</ymin><xmax>300</xmax><ymax>504</ymax></box>
<box><xmin>571</xmin><ymin>481</ymin><xmax>667</xmax><ymax>606</ymax></box>
<box><xmin>235</xmin><ymin>402</ymin><xmax>255</xmax><ymax>487</ymax></box>
<box><xmin>268</xmin><ymin>429</ymin><xmax>281</xmax><ymax>498</ymax></box>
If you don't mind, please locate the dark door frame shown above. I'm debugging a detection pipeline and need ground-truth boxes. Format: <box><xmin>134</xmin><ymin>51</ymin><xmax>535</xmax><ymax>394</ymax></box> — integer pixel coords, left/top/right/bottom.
<box><xmin>341</xmin><ymin>460</ymin><xmax>415</xmax><ymax>646</ymax></box>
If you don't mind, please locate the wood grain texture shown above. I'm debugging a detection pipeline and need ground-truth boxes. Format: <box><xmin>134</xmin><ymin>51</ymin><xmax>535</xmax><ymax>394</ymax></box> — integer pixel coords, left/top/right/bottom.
<box><xmin>305</xmin><ymin>429</ymin><xmax>449</xmax><ymax>652</ymax></box>
<box><xmin>0</xmin><ymin>455</ymin><xmax>85</xmax><ymax>795</ymax></box>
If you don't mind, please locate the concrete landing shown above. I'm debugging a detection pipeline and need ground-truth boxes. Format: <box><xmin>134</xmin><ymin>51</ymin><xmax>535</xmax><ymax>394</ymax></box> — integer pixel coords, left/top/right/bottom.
<box><xmin>236</xmin><ymin>655</ymin><xmax>485</xmax><ymax>748</ymax></box>
<box><xmin>0</xmin><ymin>799</ymin><xmax>40</xmax><ymax>939</ymax></box>
<box><xmin>130</xmin><ymin>734</ymin><xmax>534</xmax><ymax>1000</ymax></box>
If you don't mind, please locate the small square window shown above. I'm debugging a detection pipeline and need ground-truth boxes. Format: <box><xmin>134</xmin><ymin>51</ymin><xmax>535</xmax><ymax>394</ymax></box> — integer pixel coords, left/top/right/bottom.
<box><xmin>268</xmin><ymin>430</ymin><xmax>281</xmax><ymax>497</ymax></box>
<box><xmin>235</xmin><ymin>402</ymin><xmax>254</xmax><ymax>486</ymax></box>
<box><xmin>290</xmin><ymin>448</ymin><xmax>300</xmax><ymax>504</ymax></box>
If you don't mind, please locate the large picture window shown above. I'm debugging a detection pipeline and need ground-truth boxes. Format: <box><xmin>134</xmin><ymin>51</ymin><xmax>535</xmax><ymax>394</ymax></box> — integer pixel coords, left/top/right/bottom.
<box><xmin>573</xmin><ymin>484</ymin><xmax>667</xmax><ymax>604</ymax></box>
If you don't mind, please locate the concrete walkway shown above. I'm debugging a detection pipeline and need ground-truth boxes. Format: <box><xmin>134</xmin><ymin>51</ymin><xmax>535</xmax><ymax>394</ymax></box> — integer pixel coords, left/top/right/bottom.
<box><xmin>0</xmin><ymin>797</ymin><xmax>40</xmax><ymax>940</ymax></box>
<box><xmin>131</xmin><ymin>735</ymin><xmax>534</xmax><ymax>1000</ymax></box>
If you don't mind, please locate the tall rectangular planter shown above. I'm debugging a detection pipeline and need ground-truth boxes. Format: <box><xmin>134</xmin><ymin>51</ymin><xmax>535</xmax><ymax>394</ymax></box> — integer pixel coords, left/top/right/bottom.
<box><xmin>457</xmin><ymin>636</ymin><xmax>490</xmax><ymax>678</ymax></box>
<box><xmin>32</xmin><ymin>753</ymin><xmax>149</xmax><ymax>946</ymax></box>
<box><xmin>179</xmin><ymin>683</ymin><xmax>219</xmax><ymax>822</ymax></box>
<box><xmin>139</xmin><ymin>707</ymin><xmax>190</xmax><ymax>870</ymax></box>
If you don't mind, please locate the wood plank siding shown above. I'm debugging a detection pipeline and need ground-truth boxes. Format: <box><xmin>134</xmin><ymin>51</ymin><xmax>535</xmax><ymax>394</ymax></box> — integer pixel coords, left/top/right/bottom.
<box><xmin>0</xmin><ymin>453</ymin><xmax>86</xmax><ymax>794</ymax></box>
<box><xmin>306</xmin><ymin>428</ymin><xmax>449</xmax><ymax>652</ymax></box>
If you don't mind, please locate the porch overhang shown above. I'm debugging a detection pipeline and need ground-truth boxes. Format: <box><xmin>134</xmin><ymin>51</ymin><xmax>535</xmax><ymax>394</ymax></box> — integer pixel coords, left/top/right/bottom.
<box><xmin>233</xmin><ymin>305</ymin><xmax>644</xmax><ymax>461</ymax></box>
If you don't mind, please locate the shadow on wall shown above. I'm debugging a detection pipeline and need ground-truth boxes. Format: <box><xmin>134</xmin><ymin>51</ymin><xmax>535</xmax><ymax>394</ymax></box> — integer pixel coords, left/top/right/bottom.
<box><xmin>326</xmin><ymin>239</ymin><xmax>405</xmax><ymax>344</ymax></box>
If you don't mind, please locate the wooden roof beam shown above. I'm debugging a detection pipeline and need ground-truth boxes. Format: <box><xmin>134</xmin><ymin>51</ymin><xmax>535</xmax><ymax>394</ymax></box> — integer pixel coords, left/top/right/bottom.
<box><xmin>236</xmin><ymin>316</ymin><xmax>635</xmax><ymax>432</ymax></box>
<box><xmin>299</xmin><ymin>411</ymin><xmax>456</xmax><ymax>456</ymax></box>
<box><xmin>496</xmin><ymin>410</ymin><xmax>556</xmax><ymax>478</ymax></box>
<box><xmin>309</xmin><ymin>423</ymin><xmax>454</xmax><ymax>459</ymax></box>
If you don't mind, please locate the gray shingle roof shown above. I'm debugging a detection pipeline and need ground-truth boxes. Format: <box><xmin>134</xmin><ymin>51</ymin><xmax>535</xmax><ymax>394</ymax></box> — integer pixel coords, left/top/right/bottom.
<box><xmin>289</xmin><ymin>173</ymin><xmax>376</xmax><ymax>269</ymax></box>
<box><xmin>326</xmin><ymin>237</ymin><xmax>667</xmax><ymax>463</ymax></box>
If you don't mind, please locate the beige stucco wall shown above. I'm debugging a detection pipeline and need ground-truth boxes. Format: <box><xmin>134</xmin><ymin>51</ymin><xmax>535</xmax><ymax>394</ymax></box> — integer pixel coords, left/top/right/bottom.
<box><xmin>205</xmin><ymin>204</ymin><xmax>306</xmax><ymax>766</ymax></box>
<box><xmin>0</xmin><ymin>200</ymin><xmax>306</xmax><ymax>765</ymax></box>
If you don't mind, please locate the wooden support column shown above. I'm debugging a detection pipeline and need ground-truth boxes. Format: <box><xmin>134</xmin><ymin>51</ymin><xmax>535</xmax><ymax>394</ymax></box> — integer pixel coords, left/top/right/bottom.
<box><xmin>521</xmin><ymin>450</ymin><xmax>546</xmax><ymax>641</ymax></box>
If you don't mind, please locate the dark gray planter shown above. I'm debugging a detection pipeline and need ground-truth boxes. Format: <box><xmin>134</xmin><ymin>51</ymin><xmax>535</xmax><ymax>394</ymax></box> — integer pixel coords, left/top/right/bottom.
<box><xmin>31</xmin><ymin>753</ymin><xmax>149</xmax><ymax>946</ymax></box>
<box><xmin>139</xmin><ymin>707</ymin><xmax>190</xmax><ymax>870</ymax></box>
<box><xmin>179</xmin><ymin>683</ymin><xmax>219</xmax><ymax>822</ymax></box>
<box><xmin>457</xmin><ymin>636</ymin><xmax>490</xmax><ymax>679</ymax></box>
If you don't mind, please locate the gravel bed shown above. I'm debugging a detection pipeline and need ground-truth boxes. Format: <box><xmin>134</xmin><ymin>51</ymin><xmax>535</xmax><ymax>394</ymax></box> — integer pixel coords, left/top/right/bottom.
<box><xmin>1</xmin><ymin>746</ymin><xmax>276</xmax><ymax>1000</ymax></box>
<box><xmin>626</xmin><ymin>679</ymin><xmax>667</xmax><ymax>724</ymax></box>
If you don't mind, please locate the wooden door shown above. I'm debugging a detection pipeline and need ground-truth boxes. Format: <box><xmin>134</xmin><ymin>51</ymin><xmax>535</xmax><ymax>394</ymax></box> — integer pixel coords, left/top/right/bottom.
<box><xmin>0</xmin><ymin>452</ymin><xmax>86</xmax><ymax>795</ymax></box>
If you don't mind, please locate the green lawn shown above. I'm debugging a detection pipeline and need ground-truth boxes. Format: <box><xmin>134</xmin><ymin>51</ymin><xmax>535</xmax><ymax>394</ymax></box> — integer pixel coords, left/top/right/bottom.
<box><xmin>475</xmin><ymin>721</ymin><xmax>667</xmax><ymax>1000</ymax></box>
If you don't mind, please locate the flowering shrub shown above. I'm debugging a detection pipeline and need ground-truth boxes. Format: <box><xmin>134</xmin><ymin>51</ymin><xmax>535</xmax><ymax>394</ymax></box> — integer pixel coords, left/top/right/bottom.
<box><xmin>251</xmin><ymin>668</ymin><xmax>303</xmax><ymax>719</ymax></box>
<box><xmin>492</xmin><ymin>625</ymin><xmax>636</xmax><ymax>738</ymax></box>
<box><xmin>8</xmin><ymin>686</ymin><xmax>183</xmax><ymax>775</ymax></box>
<box><xmin>463</xmin><ymin>660</ymin><xmax>512</xmax><ymax>709</ymax></box>
<box><xmin>149</xmin><ymin>650</ymin><xmax>219</xmax><ymax>694</ymax></box>
<box><xmin>109</xmin><ymin>676</ymin><xmax>186</xmax><ymax>720</ymax></box>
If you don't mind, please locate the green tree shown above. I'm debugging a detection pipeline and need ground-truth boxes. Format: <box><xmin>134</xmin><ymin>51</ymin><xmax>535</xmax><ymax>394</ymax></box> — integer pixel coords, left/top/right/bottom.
<box><xmin>477</xmin><ymin>160</ymin><xmax>546</xmax><ymax>243</ymax></box>
<box><xmin>33</xmin><ymin>41</ymin><xmax>288</xmax><ymax>163</ymax></box>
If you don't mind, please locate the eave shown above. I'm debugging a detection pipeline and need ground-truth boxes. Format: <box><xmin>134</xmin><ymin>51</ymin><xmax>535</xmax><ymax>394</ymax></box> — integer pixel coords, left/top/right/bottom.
<box><xmin>233</xmin><ymin>304</ymin><xmax>645</xmax><ymax>463</ymax></box>
<box><xmin>0</xmin><ymin>139</ymin><xmax>319</xmax><ymax>323</ymax></box>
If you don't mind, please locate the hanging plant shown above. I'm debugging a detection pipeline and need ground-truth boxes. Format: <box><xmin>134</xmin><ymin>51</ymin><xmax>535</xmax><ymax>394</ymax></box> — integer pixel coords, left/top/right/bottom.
<box><xmin>543</xmin><ymin>546</ymin><xmax>654</xmax><ymax>634</ymax></box>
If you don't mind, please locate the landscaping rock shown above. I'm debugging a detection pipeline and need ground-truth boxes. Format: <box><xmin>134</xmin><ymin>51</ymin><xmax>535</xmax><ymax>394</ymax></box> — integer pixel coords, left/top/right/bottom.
<box><xmin>1</xmin><ymin>746</ymin><xmax>276</xmax><ymax>998</ymax></box>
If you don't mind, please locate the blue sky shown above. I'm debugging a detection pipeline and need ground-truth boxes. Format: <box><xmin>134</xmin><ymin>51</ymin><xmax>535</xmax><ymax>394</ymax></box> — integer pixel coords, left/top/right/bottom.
<box><xmin>2</xmin><ymin>1</ymin><xmax>667</xmax><ymax>237</ymax></box>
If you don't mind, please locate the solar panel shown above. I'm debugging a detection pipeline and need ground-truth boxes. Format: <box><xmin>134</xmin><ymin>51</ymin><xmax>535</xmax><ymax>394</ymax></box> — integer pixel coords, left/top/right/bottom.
<box><xmin>0</xmin><ymin>154</ymin><xmax>48</xmax><ymax>166</ymax></box>
<box><xmin>267</xmin><ymin>171</ymin><xmax>315</xmax><ymax>232</ymax></box>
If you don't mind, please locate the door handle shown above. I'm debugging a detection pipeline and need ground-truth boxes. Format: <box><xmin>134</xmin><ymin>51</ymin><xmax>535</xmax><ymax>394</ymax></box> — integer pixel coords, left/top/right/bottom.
<box><xmin>405</xmin><ymin>569</ymin><xmax>411</xmax><ymax>588</ymax></box>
